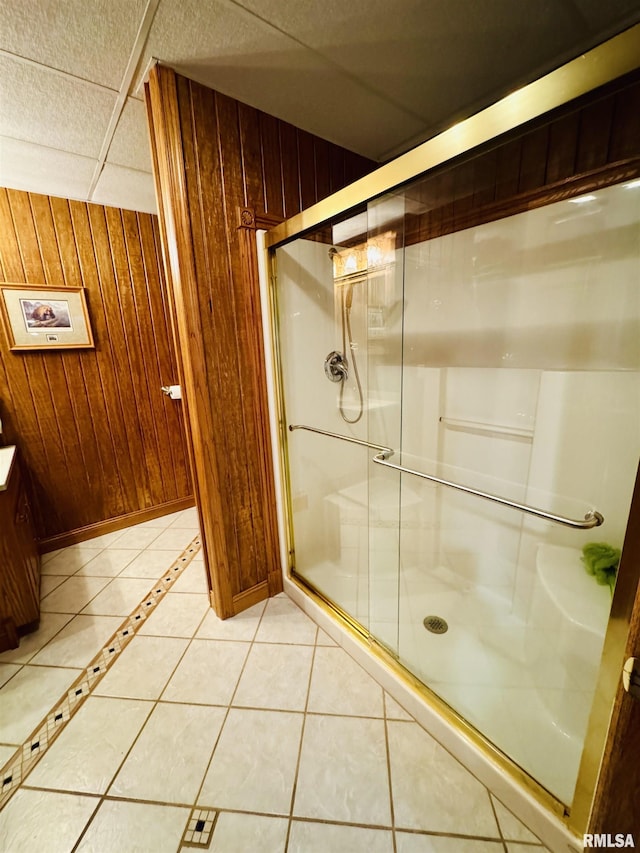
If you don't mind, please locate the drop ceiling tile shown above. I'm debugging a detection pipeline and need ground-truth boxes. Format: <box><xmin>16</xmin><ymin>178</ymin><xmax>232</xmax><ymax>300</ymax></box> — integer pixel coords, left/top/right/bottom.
<box><xmin>137</xmin><ymin>0</ymin><xmax>422</xmax><ymax>159</ymax></box>
<box><xmin>570</xmin><ymin>0</ymin><xmax>640</xmax><ymax>30</ymax></box>
<box><xmin>107</xmin><ymin>98</ymin><xmax>153</xmax><ymax>172</ymax></box>
<box><xmin>0</xmin><ymin>136</ymin><xmax>95</xmax><ymax>200</ymax></box>
<box><xmin>91</xmin><ymin>163</ymin><xmax>157</xmax><ymax>214</ymax></box>
<box><xmin>0</xmin><ymin>0</ymin><xmax>149</xmax><ymax>90</ymax></box>
<box><xmin>234</xmin><ymin>0</ymin><xmax>640</xmax><ymax>150</ymax></box>
<box><xmin>0</xmin><ymin>55</ymin><xmax>116</xmax><ymax>158</ymax></box>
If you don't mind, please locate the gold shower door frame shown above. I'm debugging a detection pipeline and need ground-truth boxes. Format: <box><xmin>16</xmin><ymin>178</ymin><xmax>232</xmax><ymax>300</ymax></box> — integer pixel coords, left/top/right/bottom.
<box><xmin>264</xmin><ymin>24</ymin><xmax>640</xmax><ymax>836</ymax></box>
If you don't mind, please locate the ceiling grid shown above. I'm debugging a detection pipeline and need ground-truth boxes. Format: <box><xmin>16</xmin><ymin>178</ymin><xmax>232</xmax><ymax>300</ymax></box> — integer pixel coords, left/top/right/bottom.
<box><xmin>0</xmin><ymin>0</ymin><xmax>638</xmax><ymax>213</ymax></box>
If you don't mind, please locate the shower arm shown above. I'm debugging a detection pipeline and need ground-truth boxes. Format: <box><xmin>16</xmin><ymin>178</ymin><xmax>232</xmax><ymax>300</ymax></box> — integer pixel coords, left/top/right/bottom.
<box><xmin>288</xmin><ymin>424</ymin><xmax>604</xmax><ymax>531</ymax></box>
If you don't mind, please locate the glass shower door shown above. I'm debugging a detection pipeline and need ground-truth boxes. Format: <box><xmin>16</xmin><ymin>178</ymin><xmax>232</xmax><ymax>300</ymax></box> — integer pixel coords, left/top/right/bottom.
<box><xmin>392</xmin><ymin>175</ymin><xmax>640</xmax><ymax>804</ymax></box>
<box><xmin>275</xmin><ymin>205</ymin><xmax>404</xmax><ymax>636</ymax></box>
<box><xmin>275</xmin><ymin>171</ymin><xmax>640</xmax><ymax>808</ymax></box>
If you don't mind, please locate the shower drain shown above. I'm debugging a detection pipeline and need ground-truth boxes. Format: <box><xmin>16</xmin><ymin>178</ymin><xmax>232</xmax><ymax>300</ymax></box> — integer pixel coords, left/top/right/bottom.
<box><xmin>423</xmin><ymin>615</ymin><xmax>449</xmax><ymax>634</ymax></box>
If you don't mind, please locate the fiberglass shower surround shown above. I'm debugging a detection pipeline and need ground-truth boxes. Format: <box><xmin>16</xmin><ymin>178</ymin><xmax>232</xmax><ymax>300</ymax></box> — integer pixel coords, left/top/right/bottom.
<box><xmin>275</xmin><ymin>179</ymin><xmax>640</xmax><ymax>807</ymax></box>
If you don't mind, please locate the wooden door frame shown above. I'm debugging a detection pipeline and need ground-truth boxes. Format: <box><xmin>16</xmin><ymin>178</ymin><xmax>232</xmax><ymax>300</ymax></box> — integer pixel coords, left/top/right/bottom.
<box><xmin>584</xmin><ymin>464</ymin><xmax>640</xmax><ymax>836</ymax></box>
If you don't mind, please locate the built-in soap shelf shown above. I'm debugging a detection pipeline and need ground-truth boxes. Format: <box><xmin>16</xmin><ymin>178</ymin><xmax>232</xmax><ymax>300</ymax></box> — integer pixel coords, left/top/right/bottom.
<box><xmin>528</xmin><ymin>542</ymin><xmax>611</xmax><ymax>742</ymax></box>
<box><xmin>535</xmin><ymin>543</ymin><xmax>610</xmax><ymax>637</ymax></box>
<box><xmin>440</xmin><ymin>416</ymin><xmax>534</xmax><ymax>440</ymax></box>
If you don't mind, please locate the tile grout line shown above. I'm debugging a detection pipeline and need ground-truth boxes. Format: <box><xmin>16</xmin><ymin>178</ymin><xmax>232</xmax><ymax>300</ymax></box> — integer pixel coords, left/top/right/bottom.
<box><xmin>0</xmin><ymin>534</ymin><xmax>202</xmax><ymax>812</ymax></box>
<box><xmin>382</xmin><ymin>692</ymin><xmax>398</xmax><ymax>853</ymax></box>
<box><xmin>69</xmin><ymin>578</ymin><xmax>214</xmax><ymax>853</ymax></box>
<box><xmin>178</xmin><ymin>591</ymin><xmax>272</xmax><ymax>848</ymax></box>
<box><xmin>283</xmin><ymin>624</ymin><xmax>320</xmax><ymax>852</ymax></box>
<box><xmin>488</xmin><ymin>790</ymin><xmax>511</xmax><ymax>853</ymax></box>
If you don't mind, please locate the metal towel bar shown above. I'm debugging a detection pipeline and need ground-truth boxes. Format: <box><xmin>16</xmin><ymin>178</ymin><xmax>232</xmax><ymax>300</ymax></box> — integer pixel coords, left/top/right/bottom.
<box><xmin>288</xmin><ymin>423</ymin><xmax>604</xmax><ymax>530</ymax></box>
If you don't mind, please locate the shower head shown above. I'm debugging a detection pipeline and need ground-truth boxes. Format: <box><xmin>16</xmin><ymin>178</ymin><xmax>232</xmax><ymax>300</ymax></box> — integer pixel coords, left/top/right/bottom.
<box><xmin>345</xmin><ymin>283</ymin><xmax>354</xmax><ymax>310</ymax></box>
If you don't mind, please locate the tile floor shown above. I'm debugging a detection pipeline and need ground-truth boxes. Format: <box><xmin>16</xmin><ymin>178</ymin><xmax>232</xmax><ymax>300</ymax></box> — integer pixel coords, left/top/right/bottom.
<box><xmin>0</xmin><ymin>509</ymin><xmax>551</xmax><ymax>852</ymax></box>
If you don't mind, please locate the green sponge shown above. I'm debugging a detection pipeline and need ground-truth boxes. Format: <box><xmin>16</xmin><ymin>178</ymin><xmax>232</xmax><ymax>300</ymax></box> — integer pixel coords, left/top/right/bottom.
<box><xmin>581</xmin><ymin>542</ymin><xmax>620</xmax><ymax>595</ymax></box>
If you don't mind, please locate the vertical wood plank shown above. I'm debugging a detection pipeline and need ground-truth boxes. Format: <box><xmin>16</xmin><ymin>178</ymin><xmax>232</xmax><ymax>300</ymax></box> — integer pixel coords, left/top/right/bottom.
<box><xmin>297</xmin><ymin>129</ymin><xmax>318</xmax><ymax>209</ymax></box>
<box><xmin>238</xmin><ymin>102</ymin><xmax>264</xmax><ymax>211</ymax></box>
<box><xmin>518</xmin><ymin>125</ymin><xmax>549</xmax><ymax>193</ymax></box>
<box><xmin>259</xmin><ymin>112</ymin><xmax>284</xmax><ymax>219</ymax></box>
<box><xmin>0</xmin><ymin>185</ymin><xmax>193</xmax><ymax>540</ymax></box>
<box><xmin>575</xmin><ymin>98</ymin><xmax>614</xmax><ymax>174</ymax></box>
<box><xmin>545</xmin><ymin>111</ymin><xmax>579</xmax><ymax>184</ymax></box>
<box><xmin>279</xmin><ymin>121</ymin><xmax>301</xmax><ymax>218</ymax></box>
<box><xmin>146</xmin><ymin>65</ymin><xmax>376</xmax><ymax>616</ymax></box>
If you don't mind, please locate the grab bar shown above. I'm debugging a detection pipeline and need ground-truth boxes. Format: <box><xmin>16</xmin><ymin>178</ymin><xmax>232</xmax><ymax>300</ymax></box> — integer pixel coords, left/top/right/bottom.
<box><xmin>289</xmin><ymin>424</ymin><xmax>392</xmax><ymax>454</ymax></box>
<box><xmin>288</xmin><ymin>423</ymin><xmax>604</xmax><ymax>530</ymax></box>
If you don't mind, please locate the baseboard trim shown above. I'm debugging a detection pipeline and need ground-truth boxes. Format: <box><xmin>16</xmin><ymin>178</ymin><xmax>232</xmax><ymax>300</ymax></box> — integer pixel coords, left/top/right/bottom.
<box><xmin>38</xmin><ymin>497</ymin><xmax>196</xmax><ymax>553</ymax></box>
<box><xmin>232</xmin><ymin>581</ymin><xmax>269</xmax><ymax>615</ymax></box>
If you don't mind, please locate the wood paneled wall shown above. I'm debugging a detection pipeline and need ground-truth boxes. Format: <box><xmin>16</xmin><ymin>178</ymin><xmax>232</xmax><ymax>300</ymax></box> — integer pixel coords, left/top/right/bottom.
<box><xmin>0</xmin><ymin>190</ymin><xmax>194</xmax><ymax>546</ymax></box>
<box><xmin>402</xmin><ymin>72</ymin><xmax>640</xmax><ymax>245</ymax></box>
<box><xmin>145</xmin><ymin>65</ymin><xmax>374</xmax><ymax>617</ymax></box>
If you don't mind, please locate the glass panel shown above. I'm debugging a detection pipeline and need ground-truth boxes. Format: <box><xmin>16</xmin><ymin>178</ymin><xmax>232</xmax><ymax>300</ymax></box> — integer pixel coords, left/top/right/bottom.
<box><xmin>396</xmin><ymin>177</ymin><xmax>640</xmax><ymax>804</ymax></box>
<box><xmin>275</xmin><ymin>167</ymin><xmax>639</xmax><ymax>809</ymax></box>
<box><xmin>276</xmin><ymin>208</ymin><xmax>403</xmax><ymax>633</ymax></box>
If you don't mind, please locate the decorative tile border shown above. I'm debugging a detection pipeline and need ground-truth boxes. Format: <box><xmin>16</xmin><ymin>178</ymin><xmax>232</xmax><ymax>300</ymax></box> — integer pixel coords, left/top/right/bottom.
<box><xmin>0</xmin><ymin>535</ymin><xmax>202</xmax><ymax>811</ymax></box>
<box><xmin>181</xmin><ymin>807</ymin><xmax>217</xmax><ymax>848</ymax></box>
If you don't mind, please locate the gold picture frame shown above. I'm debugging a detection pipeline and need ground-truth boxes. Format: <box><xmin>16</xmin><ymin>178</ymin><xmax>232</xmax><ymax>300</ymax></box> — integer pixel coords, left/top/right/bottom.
<box><xmin>0</xmin><ymin>284</ymin><xmax>94</xmax><ymax>351</ymax></box>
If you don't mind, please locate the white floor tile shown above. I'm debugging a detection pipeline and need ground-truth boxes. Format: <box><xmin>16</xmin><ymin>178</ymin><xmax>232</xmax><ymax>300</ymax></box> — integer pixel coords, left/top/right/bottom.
<box><xmin>0</xmin><ymin>665</ymin><xmax>81</xmax><ymax>745</ymax></box>
<box><xmin>387</xmin><ymin>720</ymin><xmax>499</xmax><ymax>836</ymax></box>
<box><xmin>294</xmin><ymin>714</ymin><xmax>391</xmax><ymax>826</ymax></box>
<box><xmin>138</xmin><ymin>593</ymin><xmax>210</xmax><ymax>638</ymax></box>
<box><xmin>255</xmin><ymin>595</ymin><xmax>318</xmax><ymax>645</ymax></box>
<box><xmin>162</xmin><ymin>639</ymin><xmax>249</xmax><ymax>705</ymax></box>
<box><xmin>118</xmin><ymin>549</ymin><xmax>185</xmax><ymax>578</ymax></box>
<box><xmin>39</xmin><ymin>575</ymin><xmax>67</xmax><ymax>598</ymax></box>
<box><xmin>41</xmin><ymin>548</ymin><xmax>64</xmax><ymax>565</ymax></box>
<box><xmin>41</xmin><ymin>546</ymin><xmax>104</xmax><ymax>576</ymax></box>
<box><xmin>147</xmin><ymin>527</ymin><xmax>198</xmax><ymax>551</ymax></box>
<box><xmin>109</xmin><ymin>526</ymin><xmax>162</xmax><ymax>550</ymax></box>
<box><xmin>75</xmin><ymin>799</ymin><xmax>189</xmax><ymax>852</ymax></box>
<box><xmin>136</xmin><ymin>510</ymin><xmax>185</xmax><ymax>528</ymax></box>
<box><xmin>74</xmin><ymin>549</ymin><xmax>141</xmax><ymax>577</ymax></box>
<box><xmin>0</xmin><ymin>662</ymin><xmax>21</xmax><ymax>689</ymax></box>
<box><xmin>396</xmin><ymin>834</ymin><xmax>505</xmax><ymax>852</ymax></box>
<box><xmin>384</xmin><ymin>693</ymin><xmax>413</xmax><ymax>720</ymax></box>
<box><xmin>168</xmin><ymin>507</ymin><xmax>200</xmax><ymax>528</ymax></box>
<box><xmin>233</xmin><ymin>642</ymin><xmax>313</xmax><ymax>711</ymax></box>
<box><xmin>316</xmin><ymin>628</ymin><xmax>338</xmax><ymax>646</ymax></box>
<box><xmin>94</xmin><ymin>635</ymin><xmax>189</xmax><ymax>700</ymax></box>
<box><xmin>198</xmin><ymin>708</ymin><xmax>303</xmax><ymax>814</ymax></box>
<box><xmin>0</xmin><ymin>744</ymin><xmax>17</xmax><ymax>766</ymax></box>
<box><xmin>30</xmin><ymin>614</ymin><xmax>123</xmax><ymax>668</ymax></box>
<box><xmin>209</xmin><ymin>812</ymin><xmax>288</xmax><ymax>853</ymax></box>
<box><xmin>0</xmin><ymin>788</ymin><xmax>99</xmax><ymax>853</ymax></box>
<box><xmin>307</xmin><ymin>646</ymin><xmax>384</xmax><ymax>717</ymax></box>
<box><xmin>170</xmin><ymin>559</ymin><xmax>209</xmax><ymax>594</ymax></box>
<box><xmin>492</xmin><ymin>796</ymin><xmax>541</xmax><ymax>843</ymax></box>
<box><xmin>109</xmin><ymin>702</ymin><xmax>225</xmax><ymax>803</ymax></box>
<box><xmin>289</xmin><ymin>821</ymin><xmax>394</xmax><ymax>853</ymax></box>
<box><xmin>81</xmin><ymin>577</ymin><xmax>155</xmax><ymax>616</ymax></box>
<box><xmin>27</xmin><ymin>696</ymin><xmax>153</xmax><ymax>794</ymax></box>
<box><xmin>40</xmin><ymin>576</ymin><xmax>112</xmax><ymax>613</ymax></box>
<box><xmin>197</xmin><ymin>600</ymin><xmax>265</xmax><ymax>642</ymax></box>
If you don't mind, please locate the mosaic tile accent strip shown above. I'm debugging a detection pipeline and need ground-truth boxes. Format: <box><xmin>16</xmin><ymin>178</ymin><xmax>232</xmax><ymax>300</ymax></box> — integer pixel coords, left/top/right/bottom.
<box><xmin>181</xmin><ymin>807</ymin><xmax>217</xmax><ymax>848</ymax></box>
<box><xmin>0</xmin><ymin>535</ymin><xmax>201</xmax><ymax>811</ymax></box>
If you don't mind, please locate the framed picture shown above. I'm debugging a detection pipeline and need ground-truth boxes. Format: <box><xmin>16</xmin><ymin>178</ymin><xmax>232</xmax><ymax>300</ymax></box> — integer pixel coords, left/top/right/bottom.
<box><xmin>0</xmin><ymin>284</ymin><xmax>94</xmax><ymax>351</ymax></box>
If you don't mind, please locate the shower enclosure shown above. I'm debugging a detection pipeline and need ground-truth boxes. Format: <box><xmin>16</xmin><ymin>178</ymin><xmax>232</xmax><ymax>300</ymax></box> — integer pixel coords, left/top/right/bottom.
<box><xmin>265</xmin><ymin>35</ymin><xmax>640</xmax><ymax>829</ymax></box>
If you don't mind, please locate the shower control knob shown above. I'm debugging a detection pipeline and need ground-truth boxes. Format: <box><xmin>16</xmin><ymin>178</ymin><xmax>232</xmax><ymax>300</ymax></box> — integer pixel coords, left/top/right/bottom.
<box><xmin>324</xmin><ymin>351</ymin><xmax>348</xmax><ymax>382</ymax></box>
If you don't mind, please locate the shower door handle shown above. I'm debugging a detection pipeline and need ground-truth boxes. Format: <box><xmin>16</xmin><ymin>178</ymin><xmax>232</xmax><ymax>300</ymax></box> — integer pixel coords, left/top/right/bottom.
<box><xmin>287</xmin><ymin>424</ymin><xmax>604</xmax><ymax>530</ymax></box>
<box><xmin>371</xmin><ymin>450</ymin><xmax>604</xmax><ymax>530</ymax></box>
